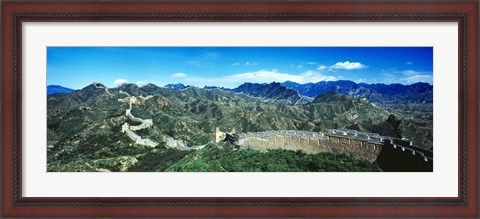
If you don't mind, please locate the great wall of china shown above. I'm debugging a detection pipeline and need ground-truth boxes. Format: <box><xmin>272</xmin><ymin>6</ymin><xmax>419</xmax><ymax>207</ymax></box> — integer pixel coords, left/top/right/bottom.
<box><xmin>118</xmin><ymin>92</ymin><xmax>159</xmax><ymax>147</ymax></box>
<box><xmin>114</xmin><ymin>85</ymin><xmax>204</xmax><ymax>150</ymax></box>
<box><xmin>90</xmin><ymin>83</ymin><xmax>158</xmax><ymax>148</ymax></box>
<box><xmin>216</xmin><ymin>128</ymin><xmax>433</xmax><ymax>171</ymax></box>
<box><xmin>93</xmin><ymin>82</ymin><xmax>113</xmax><ymax>96</ymax></box>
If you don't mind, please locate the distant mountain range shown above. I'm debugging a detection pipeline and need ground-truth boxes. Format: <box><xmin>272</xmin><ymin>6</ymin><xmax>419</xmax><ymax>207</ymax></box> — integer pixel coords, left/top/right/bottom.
<box><xmin>281</xmin><ymin>80</ymin><xmax>433</xmax><ymax>105</ymax></box>
<box><xmin>47</xmin><ymin>85</ymin><xmax>75</xmax><ymax>95</ymax></box>
<box><xmin>162</xmin><ymin>80</ymin><xmax>433</xmax><ymax>106</ymax></box>
<box><xmin>232</xmin><ymin>82</ymin><xmax>312</xmax><ymax>105</ymax></box>
<box><xmin>48</xmin><ymin>80</ymin><xmax>432</xmax><ymax>105</ymax></box>
<box><xmin>165</xmin><ymin>83</ymin><xmax>189</xmax><ymax>90</ymax></box>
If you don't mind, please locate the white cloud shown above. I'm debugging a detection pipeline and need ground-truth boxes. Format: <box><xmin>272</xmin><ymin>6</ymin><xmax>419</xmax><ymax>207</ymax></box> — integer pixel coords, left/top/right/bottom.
<box><xmin>226</xmin><ymin>70</ymin><xmax>336</xmax><ymax>85</ymax></box>
<box><xmin>401</xmin><ymin>74</ymin><xmax>433</xmax><ymax>84</ymax></box>
<box><xmin>135</xmin><ymin>81</ymin><xmax>148</xmax><ymax>87</ymax></box>
<box><xmin>329</xmin><ymin>61</ymin><xmax>367</xmax><ymax>71</ymax></box>
<box><xmin>317</xmin><ymin>65</ymin><xmax>328</xmax><ymax>71</ymax></box>
<box><xmin>233</xmin><ymin>61</ymin><xmax>258</xmax><ymax>66</ymax></box>
<box><xmin>381</xmin><ymin>69</ymin><xmax>433</xmax><ymax>85</ymax></box>
<box><xmin>402</xmin><ymin>70</ymin><xmax>420</xmax><ymax>76</ymax></box>
<box><xmin>400</xmin><ymin>70</ymin><xmax>432</xmax><ymax>84</ymax></box>
<box><xmin>201</xmin><ymin>52</ymin><xmax>220</xmax><ymax>59</ymax></box>
<box><xmin>174</xmin><ymin>69</ymin><xmax>337</xmax><ymax>88</ymax></box>
<box><xmin>406</xmin><ymin>61</ymin><xmax>413</xmax><ymax>65</ymax></box>
<box><xmin>185</xmin><ymin>51</ymin><xmax>220</xmax><ymax>66</ymax></box>
<box><xmin>289</xmin><ymin>64</ymin><xmax>304</xmax><ymax>69</ymax></box>
<box><xmin>113</xmin><ymin>79</ymin><xmax>128</xmax><ymax>85</ymax></box>
<box><xmin>171</xmin><ymin>72</ymin><xmax>188</xmax><ymax>78</ymax></box>
<box><xmin>306</xmin><ymin>62</ymin><xmax>317</xmax><ymax>65</ymax></box>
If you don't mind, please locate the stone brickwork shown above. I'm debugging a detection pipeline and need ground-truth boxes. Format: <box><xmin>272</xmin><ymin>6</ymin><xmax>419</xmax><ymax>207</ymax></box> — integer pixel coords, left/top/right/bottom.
<box><xmin>234</xmin><ymin>129</ymin><xmax>383</xmax><ymax>162</ymax></box>
<box><xmin>327</xmin><ymin>129</ymin><xmax>432</xmax><ymax>162</ymax></box>
<box><xmin>218</xmin><ymin>127</ymin><xmax>431</xmax><ymax>163</ymax></box>
<box><xmin>324</xmin><ymin>136</ymin><xmax>381</xmax><ymax>162</ymax></box>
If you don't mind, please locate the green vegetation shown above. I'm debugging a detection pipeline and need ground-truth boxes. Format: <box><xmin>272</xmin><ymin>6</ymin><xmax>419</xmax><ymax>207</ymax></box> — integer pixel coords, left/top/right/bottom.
<box><xmin>167</xmin><ymin>144</ymin><xmax>381</xmax><ymax>172</ymax></box>
<box><xmin>128</xmin><ymin>148</ymin><xmax>191</xmax><ymax>172</ymax></box>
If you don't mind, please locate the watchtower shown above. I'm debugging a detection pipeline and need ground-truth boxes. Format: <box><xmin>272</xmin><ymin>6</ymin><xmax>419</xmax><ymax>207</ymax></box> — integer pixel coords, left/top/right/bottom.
<box><xmin>215</xmin><ymin>127</ymin><xmax>226</xmax><ymax>143</ymax></box>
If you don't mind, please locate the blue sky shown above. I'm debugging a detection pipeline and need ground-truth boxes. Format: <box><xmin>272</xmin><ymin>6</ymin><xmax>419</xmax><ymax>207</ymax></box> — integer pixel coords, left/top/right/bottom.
<box><xmin>47</xmin><ymin>47</ymin><xmax>433</xmax><ymax>89</ymax></box>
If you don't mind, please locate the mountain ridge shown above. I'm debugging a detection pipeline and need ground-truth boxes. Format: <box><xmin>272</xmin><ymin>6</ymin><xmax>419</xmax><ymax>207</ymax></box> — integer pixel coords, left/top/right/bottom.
<box><xmin>50</xmin><ymin>79</ymin><xmax>432</xmax><ymax>105</ymax></box>
<box><xmin>281</xmin><ymin>80</ymin><xmax>432</xmax><ymax>105</ymax></box>
<box><xmin>47</xmin><ymin>85</ymin><xmax>75</xmax><ymax>95</ymax></box>
<box><xmin>231</xmin><ymin>82</ymin><xmax>312</xmax><ymax>105</ymax></box>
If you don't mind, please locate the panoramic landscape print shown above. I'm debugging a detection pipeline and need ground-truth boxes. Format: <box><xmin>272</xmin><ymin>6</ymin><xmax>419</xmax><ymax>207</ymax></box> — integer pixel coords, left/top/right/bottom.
<box><xmin>47</xmin><ymin>47</ymin><xmax>433</xmax><ymax>172</ymax></box>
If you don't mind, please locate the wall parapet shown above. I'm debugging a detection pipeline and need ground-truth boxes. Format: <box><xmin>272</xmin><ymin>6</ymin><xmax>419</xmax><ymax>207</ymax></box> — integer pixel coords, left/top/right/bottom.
<box><xmin>237</xmin><ymin>130</ymin><xmax>324</xmax><ymax>140</ymax></box>
<box><xmin>218</xmin><ymin>128</ymin><xmax>433</xmax><ymax>164</ymax></box>
<box><xmin>326</xmin><ymin>128</ymin><xmax>431</xmax><ymax>162</ymax></box>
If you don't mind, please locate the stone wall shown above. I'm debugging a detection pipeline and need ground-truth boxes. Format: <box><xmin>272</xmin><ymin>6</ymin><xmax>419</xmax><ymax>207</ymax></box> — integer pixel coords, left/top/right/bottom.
<box><xmin>324</xmin><ymin>135</ymin><xmax>382</xmax><ymax>162</ymax></box>
<box><xmin>124</xmin><ymin>129</ymin><xmax>158</xmax><ymax>147</ymax></box>
<box><xmin>234</xmin><ymin>128</ymin><xmax>434</xmax><ymax>163</ymax></box>
<box><xmin>236</xmin><ymin>130</ymin><xmax>381</xmax><ymax>162</ymax></box>
<box><xmin>119</xmin><ymin>92</ymin><xmax>157</xmax><ymax>147</ymax></box>
<box><xmin>240</xmin><ymin>135</ymin><xmax>331</xmax><ymax>154</ymax></box>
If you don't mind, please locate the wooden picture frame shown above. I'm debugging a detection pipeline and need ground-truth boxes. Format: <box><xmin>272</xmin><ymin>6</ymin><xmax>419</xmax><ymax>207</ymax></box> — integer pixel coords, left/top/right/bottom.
<box><xmin>1</xmin><ymin>0</ymin><xmax>478</xmax><ymax>217</ymax></box>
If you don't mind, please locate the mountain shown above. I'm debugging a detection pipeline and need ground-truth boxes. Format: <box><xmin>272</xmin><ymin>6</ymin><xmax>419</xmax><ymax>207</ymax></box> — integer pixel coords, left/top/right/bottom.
<box><xmin>312</xmin><ymin>91</ymin><xmax>350</xmax><ymax>103</ymax></box>
<box><xmin>281</xmin><ymin>80</ymin><xmax>433</xmax><ymax>105</ymax></box>
<box><xmin>165</xmin><ymin>83</ymin><xmax>189</xmax><ymax>90</ymax></box>
<box><xmin>203</xmin><ymin>85</ymin><xmax>227</xmax><ymax>90</ymax></box>
<box><xmin>46</xmin><ymin>82</ymin><xmax>432</xmax><ymax>172</ymax></box>
<box><xmin>47</xmin><ymin>85</ymin><xmax>75</xmax><ymax>95</ymax></box>
<box><xmin>232</xmin><ymin>82</ymin><xmax>312</xmax><ymax>105</ymax></box>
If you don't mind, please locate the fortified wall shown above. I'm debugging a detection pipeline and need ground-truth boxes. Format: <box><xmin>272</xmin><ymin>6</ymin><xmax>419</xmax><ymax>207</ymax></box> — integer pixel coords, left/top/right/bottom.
<box><xmin>118</xmin><ymin>92</ymin><xmax>158</xmax><ymax>147</ymax></box>
<box><xmin>121</xmin><ymin>124</ymin><xmax>158</xmax><ymax>147</ymax></box>
<box><xmin>233</xmin><ymin>130</ymin><xmax>381</xmax><ymax>162</ymax></box>
<box><xmin>323</xmin><ymin>129</ymin><xmax>383</xmax><ymax>162</ymax></box>
<box><xmin>218</xmin><ymin>128</ymin><xmax>432</xmax><ymax>166</ymax></box>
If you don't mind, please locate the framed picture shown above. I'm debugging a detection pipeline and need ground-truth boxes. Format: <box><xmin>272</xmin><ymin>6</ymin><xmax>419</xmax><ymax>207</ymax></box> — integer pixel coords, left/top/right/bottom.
<box><xmin>1</xmin><ymin>0</ymin><xmax>478</xmax><ymax>217</ymax></box>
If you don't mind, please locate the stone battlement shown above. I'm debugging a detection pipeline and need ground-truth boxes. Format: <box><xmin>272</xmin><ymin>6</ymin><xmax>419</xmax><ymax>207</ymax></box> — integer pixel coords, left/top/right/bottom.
<box><xmin>121</xmin><ymin>123</ymin><xmax>158</xmax><ymax>147</ymax></box>
<box><xmin>326</xmin><ymin>129</ymin><xmax>432</xmax><ymax>162</ymax></box>
<box><xmin>235</xmin><ymin>130</ymin><xmax>379</xmax><ymax>162</ymax></box>
<box><xmin>237</xmin><ymin>130</ymin><xmax>324</xmax><ymax>140</ymax></box>
<box><xmin>217</xmin><ymin>128</ymin><xmax>432</xmax><ymax>164</ymax></box>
